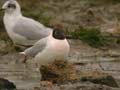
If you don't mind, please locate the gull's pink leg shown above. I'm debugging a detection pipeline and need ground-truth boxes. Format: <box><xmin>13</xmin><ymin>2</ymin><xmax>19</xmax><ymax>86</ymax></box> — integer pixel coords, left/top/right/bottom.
<box><xmin>19</xmin><ymin>52</ymin><xmax>27</xmax><ymax>63</ymax></box>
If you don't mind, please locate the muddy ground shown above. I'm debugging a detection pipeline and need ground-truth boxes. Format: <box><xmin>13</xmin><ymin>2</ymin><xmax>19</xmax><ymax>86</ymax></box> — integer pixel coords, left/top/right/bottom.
<box><xmin>0</xmin><ymin>38</ymin><xmax>120</xmax><ymax>90</ymax></box>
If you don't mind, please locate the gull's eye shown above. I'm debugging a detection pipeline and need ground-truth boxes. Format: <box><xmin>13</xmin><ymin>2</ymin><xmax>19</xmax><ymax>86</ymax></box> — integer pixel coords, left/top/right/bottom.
<box><xmin>7</xmin><ymin>3</ymin><xmax>16</xmax><ymax>9</ymax></box>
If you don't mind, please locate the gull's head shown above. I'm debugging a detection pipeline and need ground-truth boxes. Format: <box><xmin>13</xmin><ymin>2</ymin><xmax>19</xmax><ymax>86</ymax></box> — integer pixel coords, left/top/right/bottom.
<box><xmin>1</xmin><ymin>0</ymin><xmax>21</xmax><ymax>14</ymax></box>
<box><xmin>52</xmin><ymin>27</ymin><xmax>66</xmax><ymax>40</ymax></box>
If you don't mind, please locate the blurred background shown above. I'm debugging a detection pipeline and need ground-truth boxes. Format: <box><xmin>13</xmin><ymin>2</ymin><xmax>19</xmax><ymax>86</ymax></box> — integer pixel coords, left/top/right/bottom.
<box><xmin>0</xmin><ymin>0</ymin><xmax>120</xmax><ymax>48</ymax></box>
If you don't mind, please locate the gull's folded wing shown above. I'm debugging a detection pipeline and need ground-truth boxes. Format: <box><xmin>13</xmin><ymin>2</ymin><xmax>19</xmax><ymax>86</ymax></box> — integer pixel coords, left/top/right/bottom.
<box><xmin>13</xmin><ymin>18</ymin><xmax>52</xmax><ymax>40</ymax></box>
<box><xmin>24</xmin><ymin>37</ymin><xmax>48</xmax><ymax>57</ymax></box>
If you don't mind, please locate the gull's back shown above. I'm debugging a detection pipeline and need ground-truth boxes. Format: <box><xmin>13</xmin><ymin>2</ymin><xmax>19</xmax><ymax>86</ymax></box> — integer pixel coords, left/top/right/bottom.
<box><xmin>12</xmin><ymin>17</ymin><xmax>52</xmax><ymax>45</ymax></box>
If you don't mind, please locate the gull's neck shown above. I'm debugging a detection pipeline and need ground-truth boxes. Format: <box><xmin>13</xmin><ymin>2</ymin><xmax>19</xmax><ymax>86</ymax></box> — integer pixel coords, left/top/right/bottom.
<box><xmin>4</xmin><ymin>10</ymin><xmax>22</xmax><ymax>18</ymax></box>
<box><xmin>3</xmin><ymin>9</ymin><xmax>23</xmax><ymax>31</ymax></box>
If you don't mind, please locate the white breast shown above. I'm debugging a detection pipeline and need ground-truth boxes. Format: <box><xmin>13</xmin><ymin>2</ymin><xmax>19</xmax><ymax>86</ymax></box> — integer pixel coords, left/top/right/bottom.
<box><xmin>3</xmin><ymin>15</ymin><xmax>20</xmax><ymax>40</ymax></box>
<box><xmin>4</xmin><ymin>14</ymin><xmax>16</xmax><ymax>34</ymax></box>
<box><xmin>34</xmin><ymin>36</ymin><xmax>70</xmax><ymax>66</ymax></box>
<box><xmin>3</xmin><ymin>15</ymin><xmax>33</xmax><ymax>45</ymax></box>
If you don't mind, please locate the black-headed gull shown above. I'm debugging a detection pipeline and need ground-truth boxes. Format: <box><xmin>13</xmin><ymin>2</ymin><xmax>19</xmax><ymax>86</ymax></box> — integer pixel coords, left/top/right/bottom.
<box><xmin>1</xmin><ymin>0</ymin><xmax>52</xmax><ymax>46</ymax></box>
<box><xmin>21</xmin><ymin>27</ymin><xmax>70</xmax><ymax>67</ymax></box>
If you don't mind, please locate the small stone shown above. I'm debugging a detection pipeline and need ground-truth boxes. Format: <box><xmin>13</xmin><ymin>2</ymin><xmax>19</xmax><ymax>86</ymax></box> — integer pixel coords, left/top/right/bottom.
<box><xmin>80</xmin><ymin>71</ymin><xmax>118</xmax><ymax>87</ymax></box>
<box><xmin>0</xmin><ymin>78</ymin><xmax>16</xmax><ymax>90</ymax></box>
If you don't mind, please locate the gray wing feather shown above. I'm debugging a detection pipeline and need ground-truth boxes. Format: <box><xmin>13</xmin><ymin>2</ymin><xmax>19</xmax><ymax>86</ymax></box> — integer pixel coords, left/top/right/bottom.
<box><xmin>24</xmin><ymin>37</ymin><xmax>47</xmax><ymax>57</ymax></box>
<box><xmin>13</xmin><ymin>18</ymin><xmax>52</xmax><ymax>40</ymax></box>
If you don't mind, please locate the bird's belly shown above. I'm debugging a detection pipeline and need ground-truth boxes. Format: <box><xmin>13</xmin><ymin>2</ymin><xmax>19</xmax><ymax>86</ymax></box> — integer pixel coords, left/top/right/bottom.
<box><xmin>35</xmin><ymin>46</ymin><xmax>69</xmax><ymax>66</ymax></box>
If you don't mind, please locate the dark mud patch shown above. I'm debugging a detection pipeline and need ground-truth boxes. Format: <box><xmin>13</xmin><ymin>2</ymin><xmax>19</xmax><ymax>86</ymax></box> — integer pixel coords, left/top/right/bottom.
<box><xmin>34</xmin><ymin>82</ymin><xmax>119</xmax><ymax>90</ymax></box>
<box><xmin>40</xmin><ymin>60</ymin><xmax>118</xmax><ymax>88</ymax></box>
